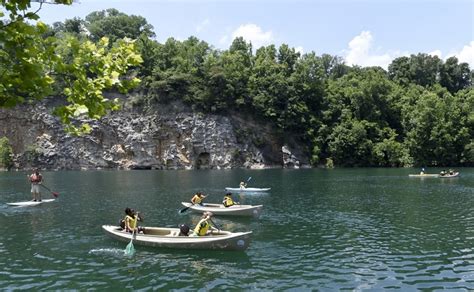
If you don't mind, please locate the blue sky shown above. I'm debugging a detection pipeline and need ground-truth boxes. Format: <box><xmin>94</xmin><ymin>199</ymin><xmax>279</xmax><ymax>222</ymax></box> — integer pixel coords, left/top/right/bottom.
<box><xmin>32</xmin><ymin>0</ymin><xmax>474</xmax><ymax>69</ymax></box>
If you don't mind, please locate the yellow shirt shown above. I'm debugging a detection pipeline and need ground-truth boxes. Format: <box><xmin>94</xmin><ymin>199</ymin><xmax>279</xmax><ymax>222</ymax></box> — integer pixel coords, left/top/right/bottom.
<box><xmin>191</xmin><ymin>195</ymin><xmax>203</xmax><ymax>204</ymax></box>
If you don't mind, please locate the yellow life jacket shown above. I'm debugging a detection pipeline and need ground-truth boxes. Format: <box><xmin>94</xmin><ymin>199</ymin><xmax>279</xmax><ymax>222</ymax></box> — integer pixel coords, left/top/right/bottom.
<box><xmin>223</xmin><ymin>196</ymin><xmax>234</xmax><ymax>207</ymax></box>
<box><xmin>192</xmin><ymin>195</ymin><xmax>202</xmax><ymax>204</ymax></box>
<box><xmin>194</xmin><ymin>218</ymin><xmax>210</xmax><ymax>236</ymax></box>
<box><xmin>125</xmin><ymin>215</ymin><xmax>137</xmax><ymax>230</ymax></box>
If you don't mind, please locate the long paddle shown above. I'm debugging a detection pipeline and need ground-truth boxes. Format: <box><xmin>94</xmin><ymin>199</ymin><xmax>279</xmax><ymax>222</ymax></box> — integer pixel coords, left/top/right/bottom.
<box><xmin>40</xmin><ymin>184</ymin><xmax>59</xmax><ymax>198</ymax></box>
<box><xmin>209</xmin><ymin>217</ymin><xmax>221</xmax><ymax>234</ymax></box>
<box><xmin>179</xmin><ymin>204</ymin><xmax>194</xmax><ymax>214</ymax></box>
<box><xmin>242</xmin><ymin>176</ymin><xmax>252</xmax><ymax>188</ymax></box>
<box><xmin>124</xmin><ymin>214</ymin><xmax>138</xmax><ymax>256</ymax></box>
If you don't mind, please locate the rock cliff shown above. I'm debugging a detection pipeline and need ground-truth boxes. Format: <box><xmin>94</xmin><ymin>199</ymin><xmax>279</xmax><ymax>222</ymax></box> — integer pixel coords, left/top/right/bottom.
<box><xmin>0</xmin><ymin>98</ymin><xmax>310</xmax><ymax>170</ymax></box>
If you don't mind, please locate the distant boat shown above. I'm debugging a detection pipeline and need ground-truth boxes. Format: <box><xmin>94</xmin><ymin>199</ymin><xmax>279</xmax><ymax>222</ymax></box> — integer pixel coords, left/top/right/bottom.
<box><xmin>408</xmin><ymin>174</ymin><xmax>439</xmax><ymax>178</ymax></box>
<box><xmin>180</xmin><ymin>202</ymin><xmax>263</xmax><ymax>217</ymax></box>
<box><xmin>225</xmin><ymin>187</ymin><xmax>271</xmax><ymax>192</ymax></box>
<box><xmin>439</xmin><ymin>172</ymin><xmax>460</xmax><ymax>178</ymax></box>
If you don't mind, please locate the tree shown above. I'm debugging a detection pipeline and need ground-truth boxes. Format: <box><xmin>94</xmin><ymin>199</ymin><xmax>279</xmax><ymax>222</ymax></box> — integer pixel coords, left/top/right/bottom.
<box><xmin>85</xmin><ymin>8</ymin><xmax>155</xmax><ymax>43</ymax></box>
<box><xmin>0</xmin><ymin>137</ymin><xmax>13</xmax><ymax>169</ymax></box>
<box><xmin>402</xmin><ymin>85</ymin><xmax>471</xmax><ymax>166</ymax></box>
<box><xmin>52</xmin><ymin>36</ymin><xmax>142</xmax><ymax>133</ymax></box>
<box><xmin>250</xmin><ymin>45</ymin><xmax>291</xmax><ymax>128</ymax></box>
<box><xmin>0</xmin><ymin>1</ymin><xmax>143</xmax><ymax>133</ymax></box>
<box><xmin>439</xmin><ymin>57</ymin><xmax>472</xmax><ymax>94</ymax></box>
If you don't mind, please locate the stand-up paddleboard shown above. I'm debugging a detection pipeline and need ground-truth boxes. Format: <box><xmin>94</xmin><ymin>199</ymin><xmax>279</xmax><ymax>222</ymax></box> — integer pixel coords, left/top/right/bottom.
<box><xmin>6</xmin><ymin>199</ymin><xmax>56</xmax><ymax>207</ymax></box>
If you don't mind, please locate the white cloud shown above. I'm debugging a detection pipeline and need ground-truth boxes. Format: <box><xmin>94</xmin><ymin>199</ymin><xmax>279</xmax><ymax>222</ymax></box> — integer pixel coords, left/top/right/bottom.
<box><xmin>448</xmin><ymin>41</ymin><xmax>474</xmax><ymax>68</ymax></box>
<box><xmin>344</xmin><ymin>31</ymin><xmax>397</xmax><ymax>69</ymax></box>
<box><xmin>295</xmin><ymin>46</ymin><xmax>304</xmax><ymax>55</ymax></box>
<box><xmin>230</xmin><ymin>23</ymin><xmax>274</xmax><ymax>49</ymax></box>
<box><xmin>429</xmin><ymin>50</ymin><xmax>442</xmax><ymax>58</ymax></box>
<box><xmin>196</xmin><ymin>18</ymin><xmax>210</xmax><ymax>33</ymax></box>
<box><xmin>345</xmin><ymin>31</ymin><xmax>474</xmax><ymax>70</ymax></box>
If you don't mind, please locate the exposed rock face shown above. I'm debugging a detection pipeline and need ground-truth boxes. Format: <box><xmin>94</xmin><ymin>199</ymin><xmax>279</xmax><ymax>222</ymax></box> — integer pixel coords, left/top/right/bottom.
<box><xmin>0</xmin><ymin>100</ymin><xmax>311</xmax><ymax>170</ymax></box>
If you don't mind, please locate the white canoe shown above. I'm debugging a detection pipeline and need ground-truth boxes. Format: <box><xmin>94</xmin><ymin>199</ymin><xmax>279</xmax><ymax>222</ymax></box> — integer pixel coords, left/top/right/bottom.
<box><xmin>7</xmin><ymin>199</ymin><xmax>55</xmax><ymax>207</ymax></box>
<box><xmin>102</xmin><ymin>225</ymin><xmax>252</xmax><ymax>251</ymax></box>
<box><xmin>439</xmin><ymin>172</ymin><xmax>460</xmax><ymax>178</ymax></box>
<box><xmin>225</xmin><ymin>187</ymin><xmax>271</xmax><ymax>192</ymax></box>
<box><xmin>181</xmin><ymin>202</ymin><xmax>263</xmax><ymax>217</ymax></box>
<box><xmin>408</xmin><ymin>174</ymin><xmax>439</xmax><ymax>178</ymax></box>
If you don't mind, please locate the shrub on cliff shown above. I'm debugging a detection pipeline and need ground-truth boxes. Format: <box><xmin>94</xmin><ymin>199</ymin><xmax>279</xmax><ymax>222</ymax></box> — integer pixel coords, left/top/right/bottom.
<box><xmin>0</xmin><ymin>137</ymin><xmax>13</xmax><ymax>170</ymax></box>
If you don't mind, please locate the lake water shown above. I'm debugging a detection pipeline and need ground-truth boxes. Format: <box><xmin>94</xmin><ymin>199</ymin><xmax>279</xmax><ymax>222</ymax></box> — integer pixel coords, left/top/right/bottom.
<box><xmin>0</xmin><ymin>168</ymin><xmax>473</xmax><ymax>290</ymax></box>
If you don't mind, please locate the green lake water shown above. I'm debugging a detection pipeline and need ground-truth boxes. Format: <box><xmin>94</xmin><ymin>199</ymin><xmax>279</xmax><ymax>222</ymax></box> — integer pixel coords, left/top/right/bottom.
<box><xmin>0</xmin><ymin>168</ymin><xmax>473</xmax><ymax>290</ymax></box>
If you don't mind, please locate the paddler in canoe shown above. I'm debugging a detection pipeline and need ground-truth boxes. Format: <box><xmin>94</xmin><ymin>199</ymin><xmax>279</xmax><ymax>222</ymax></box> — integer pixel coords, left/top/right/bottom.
<box><xmin>222</xmin><ymin>193</ymin><xmax>239</xmax><ymax>207</ymax></box>
<box><xmin>120</xmin><ymin>208</ymin><xmax>145</xmax><ymax>234</ymax></box>
<box><xmin>191</xmin><ymin>211</ymin><xmax>219</xmax><ymax>236</ymax></box>
<box><xmin>190</xmin><ymin>192</ymin><xmax>207</xmax><ymax>206</ymax></box>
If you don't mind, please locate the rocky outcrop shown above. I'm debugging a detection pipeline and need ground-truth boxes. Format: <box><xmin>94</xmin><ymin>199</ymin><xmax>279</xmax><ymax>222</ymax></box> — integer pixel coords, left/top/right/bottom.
<box><xmin>0</xmin><ymin>99</ymin><xmax>311</xmax><ymax>170</ymax></box>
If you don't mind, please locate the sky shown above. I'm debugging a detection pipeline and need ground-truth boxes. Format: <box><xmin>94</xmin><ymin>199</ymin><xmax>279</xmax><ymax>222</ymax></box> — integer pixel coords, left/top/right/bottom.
<box><xmin>31</xmin><ymin>0</ymin><xmax>474</xmax><ymax>69</ymax></box>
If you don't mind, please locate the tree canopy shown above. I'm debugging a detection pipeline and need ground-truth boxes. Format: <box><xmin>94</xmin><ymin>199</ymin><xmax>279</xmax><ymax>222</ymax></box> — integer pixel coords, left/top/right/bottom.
<box><xmin>1</xmin><ymin>3</ymin><xmax>472</xmax><ymax>166</ymax></box>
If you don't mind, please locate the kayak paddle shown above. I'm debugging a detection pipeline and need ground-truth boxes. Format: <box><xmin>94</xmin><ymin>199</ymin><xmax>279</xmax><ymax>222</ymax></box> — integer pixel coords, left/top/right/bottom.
<box><xmin>40</xmin><ymin>184</ymin><xmax>59</xmax><ymax>198</ymax></box>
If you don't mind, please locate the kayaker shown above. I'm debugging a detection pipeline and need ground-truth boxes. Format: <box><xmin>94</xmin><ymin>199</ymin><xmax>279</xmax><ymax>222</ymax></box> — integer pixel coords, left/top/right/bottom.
<box><xmin>191</xmin><ymin>192</ymin><xmax>206</xmax><ymax>206</ymax></box>
<box><xmin>222</xmin><ymin>192</ymin><xmax>238</xmax><ymax>207</ymax></box>
<box><xmin>239</xmin><ymin>181</ymin><xmax>247</xmax><ymax>189</ymax></box>
<box><xmin>28</xmin><ymin>168</ymin><xmax>43</xmax><ymax>202</ymax></box>
<box><xmin>123</xmin><ymin>208</ymin><xmax>145</xmax><ymax>234</ymax></box>
<box><xmin>420</xmin><ymin>168</ymin><xmax>425</xmax><ymax>175</ymax></box>
<box><xmin>191</xmin><ymin>212</ymin><xmax>218</xmax><ymax>236</ymax></box>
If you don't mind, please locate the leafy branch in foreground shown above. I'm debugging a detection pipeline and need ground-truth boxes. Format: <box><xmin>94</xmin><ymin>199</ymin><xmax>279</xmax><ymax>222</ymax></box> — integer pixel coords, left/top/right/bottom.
<box><xmin>52</xmin><ymin>36</ymin><xmax>142</xmax><ymax>134</ymax></box>
<box><xmin>0</xmin><ymin>0</ymin><xmax>142</xmax><ymax>134</ymax></box>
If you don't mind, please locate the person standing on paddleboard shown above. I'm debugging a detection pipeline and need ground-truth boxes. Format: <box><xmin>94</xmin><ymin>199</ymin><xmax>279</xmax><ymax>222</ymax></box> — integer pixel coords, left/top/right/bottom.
<box><xmin>29</xmin><ymin>168</ymin><xmax>43</xmax><ymax>202</ymax></box>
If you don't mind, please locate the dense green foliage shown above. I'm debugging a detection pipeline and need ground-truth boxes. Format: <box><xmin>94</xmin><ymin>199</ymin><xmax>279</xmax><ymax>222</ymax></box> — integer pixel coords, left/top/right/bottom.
<box><xmin>131</xmin><ymin>31</ymin><xmax>472</xmax><ymax>167</ymax></box>
<box><xmin>0</xmin><ymin>1</ymin><xmax>142</xmax><ymax>134</ymax></box>
<box><xmin>0</xmin><ymin>137</ymin><xmax>13</xmax><ymax>169</ymax></box>
<box><xmin>1</xmin><ymin>3</ymin><xmax>472</xmax><ymax>167</ymax></box>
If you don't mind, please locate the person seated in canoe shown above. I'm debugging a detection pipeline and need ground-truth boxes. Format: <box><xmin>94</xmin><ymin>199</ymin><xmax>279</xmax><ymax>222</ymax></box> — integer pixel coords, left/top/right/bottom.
<box><xmin>178</xmin><ymin>224</ymin><xmax>190</xmax><ymax>236</ymax></box>
<box><xmin>448</xmin><ymin>169</ymin><xmax>454</xmax><ymax>175</ymax></box>
<box><xmin>123</xmin><ymin>208</ymin><xmax>145</xmax><ymax>234</ymax></box>
<box><xmin>420</xmin><ymin>168</ymin><xmax>425</xmax><ymax>175</ymax></box>
<box><xmin>222</xmin><ymin>192</ymin><xmax>239</xmax><ymax>207</ymax></box>
<box><xmin>191</xmin><ymin>212</ymin><xmax>218</xmax><ymax>236</ymax></box>
<box><xmin>191</xmin><ymin>192</ymin><xmax>207</xmax><ymax>206</ymax></box>
<box><xmin>239</xmin><ymin>181</ymin><xmax>247</xmax><ymax>189</ymax></box>
<box><xmin>440</xmin><ymin>170</ymin><xmax>446</xmax><ymax>176</ymax></box>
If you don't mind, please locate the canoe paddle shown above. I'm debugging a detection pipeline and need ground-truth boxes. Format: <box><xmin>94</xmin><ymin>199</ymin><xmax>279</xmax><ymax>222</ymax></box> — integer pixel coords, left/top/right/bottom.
<box><xmin>209</xmin><ymin>217</ymin><xmax>221</xmax><ymax>234</ymax></box>
<box><xmin>179</xmin><ymin>204</ymin><xmax>193</xmax><ymax>214</ymax></box>
<box><xmin>40</xmin><ymin>184</ymin><xmax>59</xmax><ymax>198</ymax></box>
